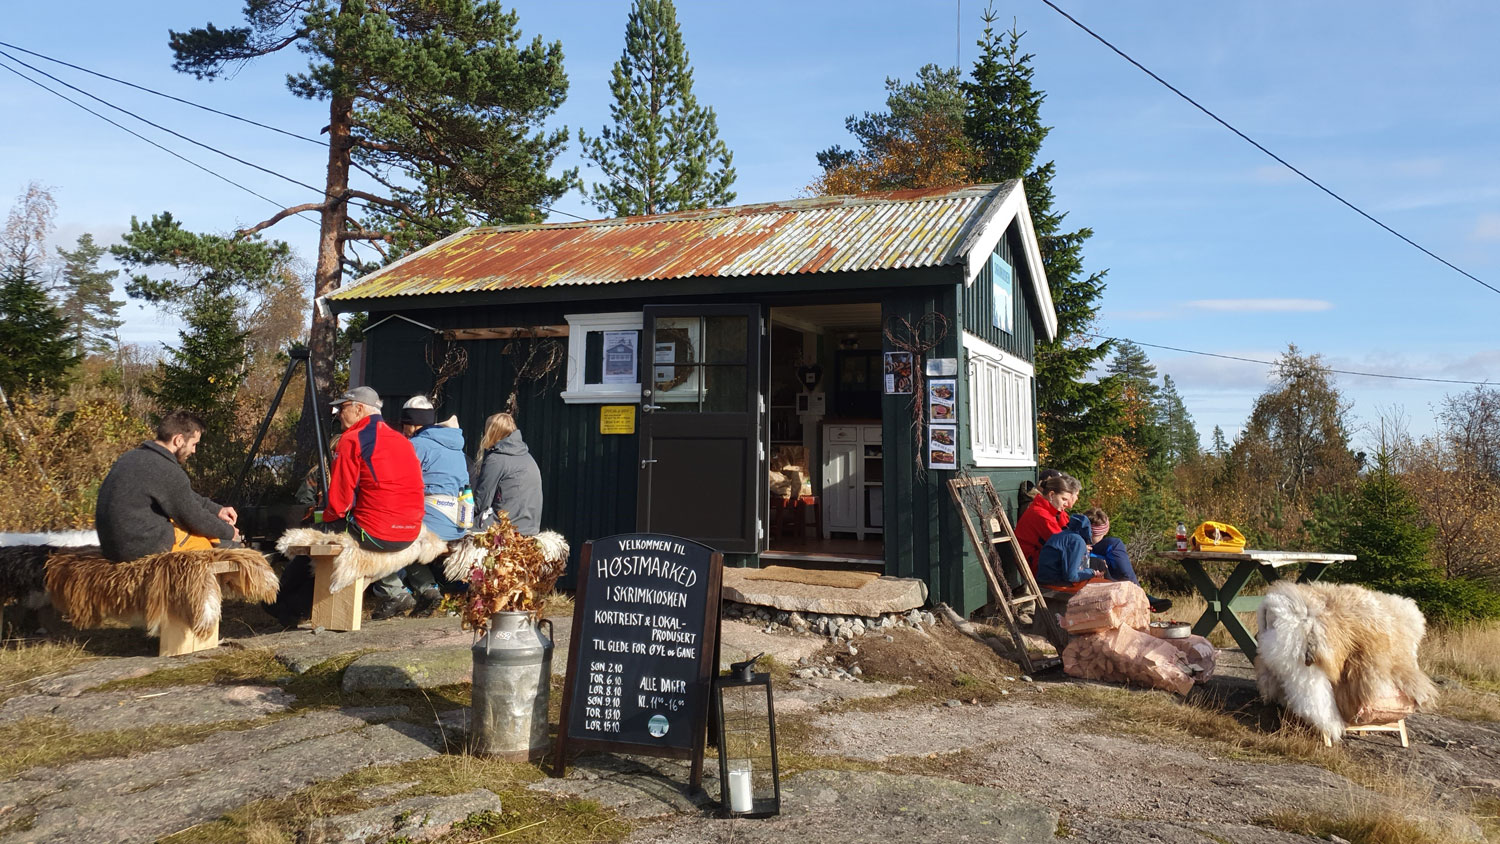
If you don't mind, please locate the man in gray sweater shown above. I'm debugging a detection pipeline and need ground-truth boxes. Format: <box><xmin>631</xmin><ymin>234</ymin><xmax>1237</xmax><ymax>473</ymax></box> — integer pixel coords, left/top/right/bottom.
<box><xmin>95</xmin><ymin>410</ymin><xmax>240</xmax><ymax>562</ymax></box>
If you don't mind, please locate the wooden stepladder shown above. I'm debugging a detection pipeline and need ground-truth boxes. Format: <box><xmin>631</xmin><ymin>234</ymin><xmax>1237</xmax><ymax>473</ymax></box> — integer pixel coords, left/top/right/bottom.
<box><xmin>947</xmin><ymin>476</ymin><xmax>1067</xmax><ymax>674</ymax></box>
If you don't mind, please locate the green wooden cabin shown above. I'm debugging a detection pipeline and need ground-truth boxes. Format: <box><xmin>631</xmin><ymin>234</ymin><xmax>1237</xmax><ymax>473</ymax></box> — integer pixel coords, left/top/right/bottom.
<box><xmin>328</xmin><ymin>182</ymin><xmax>1057</xmax><ymax>615</ymax></box>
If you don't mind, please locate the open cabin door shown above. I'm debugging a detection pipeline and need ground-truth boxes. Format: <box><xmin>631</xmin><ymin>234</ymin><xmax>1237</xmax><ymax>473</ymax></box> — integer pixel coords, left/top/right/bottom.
<box><xmin>637</xmin><ymin>304</ymin><xmax>764</xmax><ymax>554</ymax></box>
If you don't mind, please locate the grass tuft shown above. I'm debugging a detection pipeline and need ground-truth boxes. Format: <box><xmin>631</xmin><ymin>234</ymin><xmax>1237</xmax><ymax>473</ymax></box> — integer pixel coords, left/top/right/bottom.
<box><xmin>0</xmin><ymin>638</ymin><xmax>95</xmax><ymax>704</ymax></box>
<box><xmin>0</xmin><ymin>715</ymin><xmax>272</xmax><ymax>780</ymax></box>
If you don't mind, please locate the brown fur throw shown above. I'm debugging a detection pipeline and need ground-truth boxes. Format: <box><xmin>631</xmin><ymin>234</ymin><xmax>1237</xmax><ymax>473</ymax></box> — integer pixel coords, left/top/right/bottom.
<box><xmin>1</xmin><ymin>545</ymin><xmax>83</xmax><ymax>604</ymax></box>
<box><xmin>276</xmin><ymin>526</ymin><xmax>449</xmax><ymax>593</ymax></box>
<box><xmin>1256</xmin><ymin>580</ymin><xmax>1438</xmax><ymax>741</ymax></box>
<box><xmin>44</xmin><ymin>547</ymin><xmax>279</xmax><ymax>637</ymax></box>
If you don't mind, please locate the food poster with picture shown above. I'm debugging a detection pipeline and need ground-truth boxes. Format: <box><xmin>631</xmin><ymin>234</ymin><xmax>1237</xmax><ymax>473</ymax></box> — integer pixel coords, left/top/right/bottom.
<box><xmin>927</xmin><ymin>378</ymin><xmax>955</xmax><ymax>422</ymax></box>
<box><xmin>928</xmin><ymin>424</ymin><xmax>958</xmax><ymax>468</ymax></box>
<box><xmin>883</xmin><ymin>351</ymin><xmax>913</xmax><ymax>394</ymax></box>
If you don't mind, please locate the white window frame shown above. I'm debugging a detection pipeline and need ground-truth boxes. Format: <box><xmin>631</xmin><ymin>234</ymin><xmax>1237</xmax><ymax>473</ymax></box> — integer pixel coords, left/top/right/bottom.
<box><xmin>963</xmin><ymin>331</ymin><xmax>1035</xmax><ymax>468</ymax></box>
<box><xmin>561</xmin><ymin>312</ymin><xmax>643</xmax><ymax>403</ymax></box>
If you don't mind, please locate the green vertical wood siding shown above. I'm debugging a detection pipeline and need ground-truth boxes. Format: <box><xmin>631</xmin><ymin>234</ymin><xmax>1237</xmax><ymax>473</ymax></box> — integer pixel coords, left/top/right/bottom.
<box><xmin>960</xmin><ymin>226</ymin><xmax>1037</xmax><ymax>361</ymax></box>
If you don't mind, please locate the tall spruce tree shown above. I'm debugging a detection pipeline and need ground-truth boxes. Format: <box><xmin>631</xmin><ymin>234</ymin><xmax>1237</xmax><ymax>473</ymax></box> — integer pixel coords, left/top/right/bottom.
<box><xmin>170</xmin><ymin>0</ymin><xmax>575</xmax><ymax>460</ymax></box>
<box><xmin>0</xmin><ymin>183</ymin><xmax>78</xmax><ymax>395</ymax></box>
<box><xmin>964</xmin><ymin>9</ymin><xmax>1117</xmax><ymax>481</ymax></box>
<box><xmin>55</xmin><ymin>233</ymin><xmax>123</xmax><ymax>358</ymax></box>
<box><xmin>1157</xmin><ymin>375</ymin><xmax>1199</xmax><ymax>466</ymax></box>
<box><xmin>580</xmin><ymin>0</ymin><xmax>734</xmax><ymax>216</ymax></box>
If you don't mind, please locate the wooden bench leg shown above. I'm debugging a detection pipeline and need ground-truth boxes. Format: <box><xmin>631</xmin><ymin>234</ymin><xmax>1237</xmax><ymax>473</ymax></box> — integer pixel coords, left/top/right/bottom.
<box><xmin>160</xmin><ymin>616</ymin><xmax>219</xmax><ymax>657</ymax></box>
<box><xmin>1332</xmin><ymin>719</ymin><xmax>1410</xmax><ymax>748</ymax></box>
<box><xmin>311</xmin><ymin>555</ymin><xmax>365</xmax><ymax>632</ymax></box>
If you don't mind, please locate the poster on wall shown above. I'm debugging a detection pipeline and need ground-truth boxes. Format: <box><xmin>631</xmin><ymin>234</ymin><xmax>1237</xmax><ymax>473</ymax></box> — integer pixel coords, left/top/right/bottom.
<box><xmin>603</xmin><ymin>330</ymin><xmax>639</xmax><ymax>384</ymax></box>
<box><xmin>928</xmin><ymin>424</ymin><xmax>958</xmax><ymax>469</ymax></box>
<box><xmin>883</xmin><ymin>351</ymin><xmax>913</xmax><ymax>394</ymax></box>
<box><xmin>927</xmin><ymin>378</ymin><xmax>956</xmax><ymax>423</ymax></box>
<box><xmin>991</xmin><ymin>253</ymin><xmax>1014</xmax><ymax>334</ymax></box>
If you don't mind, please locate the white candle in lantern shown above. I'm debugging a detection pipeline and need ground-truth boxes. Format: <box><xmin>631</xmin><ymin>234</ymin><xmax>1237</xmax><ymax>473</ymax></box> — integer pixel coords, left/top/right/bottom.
<box><xmin>727</xmin><ymin>762</ymin><xmax>754</xmax><ymax>813</ymax></box>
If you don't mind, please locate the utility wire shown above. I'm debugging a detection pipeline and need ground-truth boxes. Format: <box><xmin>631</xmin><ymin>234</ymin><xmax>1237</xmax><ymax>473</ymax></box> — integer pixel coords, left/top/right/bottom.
<box><xmin>0</xmin><ymin>56</ymin><xmax>312</xmax><ymax>227</ymax></box>
<box><xmin>0</xmin><ymin>40</ymin><xmax>592</xmax><ymax>225</ymax></box>
<box><xmin>1036</xmin><ymin>0</ymin><xmax>1500</xmax><ymax>298</ymax></box>
<box><xmin>0</xmin><ymin>38</ymin><xmax>325</xmax><ymax>147</ymax></box>
<box><xmin>1084</xmin><ymin>332</ymin><xmax>1493</xmax><ymax>386</ymax></box>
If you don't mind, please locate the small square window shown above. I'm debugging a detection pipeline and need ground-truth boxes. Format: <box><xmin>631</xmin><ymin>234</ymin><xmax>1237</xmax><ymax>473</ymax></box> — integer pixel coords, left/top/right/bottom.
<box><xmin>562</xmin><ymin>312</ymin><xmax>644</xmax><ymax>403</ymax></box>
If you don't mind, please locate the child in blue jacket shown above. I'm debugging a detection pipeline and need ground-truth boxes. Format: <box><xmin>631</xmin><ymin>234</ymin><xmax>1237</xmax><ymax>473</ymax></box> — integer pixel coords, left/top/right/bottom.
<box><xmin>1083</xmin><ymin>508</ymin><xmax>1172</xmax><ymax>613</ymax></box>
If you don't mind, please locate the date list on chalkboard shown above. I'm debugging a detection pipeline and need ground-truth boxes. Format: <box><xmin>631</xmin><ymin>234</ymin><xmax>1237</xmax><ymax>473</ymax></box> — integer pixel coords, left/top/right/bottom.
<box><xmin>555</xmin><ymin>533</ymin><xmax>723</xmax><ymax>787</ymax></box>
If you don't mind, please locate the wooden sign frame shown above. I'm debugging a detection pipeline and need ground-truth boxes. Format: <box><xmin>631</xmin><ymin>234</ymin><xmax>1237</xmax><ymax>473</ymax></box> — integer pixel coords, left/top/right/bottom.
<box><xmin>553</xmin><ymin>535</ymin><xmax>723</xmax><ymax>790</ymax></box>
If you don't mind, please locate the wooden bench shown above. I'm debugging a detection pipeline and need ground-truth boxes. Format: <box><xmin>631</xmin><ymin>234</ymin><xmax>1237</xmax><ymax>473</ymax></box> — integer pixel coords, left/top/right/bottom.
<box><xmin>283</xmin><ymin>543</ymin><xmax>367</xmax><ymax>632</ymax></box>
<box><xmin>43</xmin><ymin>547</ymin><xmax>280</xmax><ymax>658</ymax></box>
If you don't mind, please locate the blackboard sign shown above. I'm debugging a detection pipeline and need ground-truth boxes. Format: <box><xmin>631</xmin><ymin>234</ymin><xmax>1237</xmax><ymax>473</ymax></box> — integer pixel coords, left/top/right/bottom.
<box><xmin>554</xmin><ymin>533</ymin><xmax>722</xmax><ymax>787</ymax></box>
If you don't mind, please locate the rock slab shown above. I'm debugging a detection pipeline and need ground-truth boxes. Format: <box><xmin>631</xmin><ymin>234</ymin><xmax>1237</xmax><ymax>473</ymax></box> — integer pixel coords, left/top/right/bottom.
<box><xmin>303</xmin><ymin>788</ymin><xmax>503</xmax><ymax>843</ymax></box>
<box><xmin>629</xmin><ymin>769</ymin><xmax>1057</xmax><ymax>844</ymax></box>
<box><xmin>342</xmin><ymin>646</ymin><xmax>473</xmax><ymax>692</ymax></box>
<box><xmin>720</xmin><ymin>570</ymin><xmax>927</xmax><ymax>616</ymax></box>
<box><xmin>0</xmin><ymin>684</ymin><xmax>294</xmax><ymax>732</ymax></box>
<box><xmin>0</xmin><ymin>709</ymin><xmax>440</xmax><ymax>844</ymax></box>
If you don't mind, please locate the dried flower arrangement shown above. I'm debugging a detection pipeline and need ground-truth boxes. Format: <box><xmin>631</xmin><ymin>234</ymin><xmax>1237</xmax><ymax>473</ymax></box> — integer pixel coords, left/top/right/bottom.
<box><xmin>460</xmin><ymin>512</ymin><xmax>565</xmax><ymax>633</ymax></box>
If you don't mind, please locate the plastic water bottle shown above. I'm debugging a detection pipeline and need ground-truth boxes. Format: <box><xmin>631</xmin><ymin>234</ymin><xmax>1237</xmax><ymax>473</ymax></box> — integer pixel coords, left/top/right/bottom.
<box><xmin>1176</xmin><ymin>522</ymin><xmax>1189</xmax><ymax>552</ymax></box>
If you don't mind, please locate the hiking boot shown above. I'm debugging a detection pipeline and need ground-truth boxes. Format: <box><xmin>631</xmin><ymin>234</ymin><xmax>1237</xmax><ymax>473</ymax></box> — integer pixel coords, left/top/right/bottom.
<box><xmin>1148</xmin><ymin>595</ymin><xmax>1174</xmax><ymax>614</ymax></box>
<box><xmin>412</xmin><ymin>588</ymin><xmax>443</xmax><ymax>618</ymax></box>
<box><xmin>372</xmin><ymin>591</ymin><xmax>416</xmax><ymax>620</ymax></box>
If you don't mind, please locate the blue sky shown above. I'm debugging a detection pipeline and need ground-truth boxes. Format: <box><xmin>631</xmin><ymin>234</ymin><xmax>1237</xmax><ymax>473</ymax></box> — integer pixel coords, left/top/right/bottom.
<box><xmin>2</xmin><ymin>1</ymin><xmax>1496</xmax><ymax>451</ymax></box>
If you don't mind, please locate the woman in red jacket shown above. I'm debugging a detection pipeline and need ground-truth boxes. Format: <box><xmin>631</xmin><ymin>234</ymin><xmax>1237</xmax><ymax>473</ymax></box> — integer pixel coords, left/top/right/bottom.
<box><xmin>1015</xmin><ymin>472</ymin><xmax>1081</xmax><ymax>574</ymax></box>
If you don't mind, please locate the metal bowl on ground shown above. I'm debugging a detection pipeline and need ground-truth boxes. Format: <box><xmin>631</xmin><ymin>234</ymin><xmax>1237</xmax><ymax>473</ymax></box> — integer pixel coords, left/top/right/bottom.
<box><xmin>1149</xmin><ymin>621</ymin><xmax>1191</xmax><ymax>639</ymax></box>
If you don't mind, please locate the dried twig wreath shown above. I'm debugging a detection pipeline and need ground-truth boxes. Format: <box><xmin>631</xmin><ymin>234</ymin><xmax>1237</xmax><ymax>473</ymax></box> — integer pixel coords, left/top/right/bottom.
<box><xmin>651</xmin><ymin>326</ymin><xmax>695</xmax><ymax>393</ymax></box>
<box><xmin>426</xmin><ymin>338</ymin><xmax>469</xmax><ymax>406</ymax></box>
<box><xmin>502</xmin><ymin>328</ymin><xmax>567</xmax><ymax>414</ymax></box>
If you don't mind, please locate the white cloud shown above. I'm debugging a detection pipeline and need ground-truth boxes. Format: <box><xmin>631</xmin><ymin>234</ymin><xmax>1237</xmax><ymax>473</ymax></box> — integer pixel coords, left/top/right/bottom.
<box><xmin>1470</xmin><ymin>213</ymin><xmax>1500</xmax><ymax>242</ymax></box>
<box><xmin>1188</xmin><ymin>299</ymin><xmax>1334</xmax><ymax>313</ymax></box>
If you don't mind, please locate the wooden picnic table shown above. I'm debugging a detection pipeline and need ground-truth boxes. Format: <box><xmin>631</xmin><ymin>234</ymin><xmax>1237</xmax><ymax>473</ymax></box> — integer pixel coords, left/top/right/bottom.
<box><xmin>1157</xmin><ymin>549</ymin><xmax>1356</xmax><ymax>660</ymax></box>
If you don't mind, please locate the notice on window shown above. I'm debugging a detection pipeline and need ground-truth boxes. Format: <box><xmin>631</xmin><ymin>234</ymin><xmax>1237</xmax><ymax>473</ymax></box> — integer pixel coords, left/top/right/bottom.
<box><xmin>653</xmin><ymin>341</ymin><xmax>676</xmax><ymax>383</ymax></box>
<box><xmin>884</xmin><ymin>351</ymin><xmax>913</xmax><ymax>395</ymax></box>
<box><xmin>929</xmin><ymin>423</ymin><xmax>958</xmax><ymax>469</ymax></box>
<box><xmin>603</xmin><ymin>330</ymin><xmax>638</xmax><ymax>384</ymax></box>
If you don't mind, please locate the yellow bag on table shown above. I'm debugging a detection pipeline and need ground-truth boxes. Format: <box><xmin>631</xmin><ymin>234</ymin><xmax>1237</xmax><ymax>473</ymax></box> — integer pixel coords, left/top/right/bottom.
<box><xmin>1191</xmin><ymin>520</ymin><xmax>1245</xmax><ymax>553</ymax></box>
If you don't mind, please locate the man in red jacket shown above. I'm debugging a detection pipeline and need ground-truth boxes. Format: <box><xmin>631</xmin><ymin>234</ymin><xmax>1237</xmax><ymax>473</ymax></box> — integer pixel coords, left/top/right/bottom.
<box><xmin>324</xmin><ymin>386</ymin><xmax>425</xmax><ymax>617</ymax></box>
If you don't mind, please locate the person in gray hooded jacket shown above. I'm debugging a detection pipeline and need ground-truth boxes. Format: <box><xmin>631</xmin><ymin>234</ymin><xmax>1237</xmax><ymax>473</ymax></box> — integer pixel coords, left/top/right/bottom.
<box><xmin>471</xmin><ymin>411</ymin><xmax>543</xmax><ymax>535</ymax></box>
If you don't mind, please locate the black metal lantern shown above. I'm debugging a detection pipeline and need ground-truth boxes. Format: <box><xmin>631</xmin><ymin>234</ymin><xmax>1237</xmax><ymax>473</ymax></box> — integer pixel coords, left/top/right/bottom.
<box><xmin>714</xmin><ymin>653</ymin><xmax>781</xmax><ymax>818</ymax></box>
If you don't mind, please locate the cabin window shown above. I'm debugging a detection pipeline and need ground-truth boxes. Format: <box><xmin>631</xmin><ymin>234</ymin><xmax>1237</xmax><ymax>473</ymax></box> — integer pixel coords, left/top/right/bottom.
<box><xmin>963</xmin><ymin>332</ymin><xmax>1034</xmax><ymax>467</ymax></box>
<box><xmin>561</xmin><ymin>312</ymin><xmax>643</xmax><ymax>403</ymax></box>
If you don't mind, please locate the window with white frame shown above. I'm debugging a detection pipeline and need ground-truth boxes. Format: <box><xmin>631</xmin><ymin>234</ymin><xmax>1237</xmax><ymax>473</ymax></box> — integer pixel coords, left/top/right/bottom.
<box><xmin>963</xmin><ymin>332</ymin><xmax>1035</xmax><ymax>466</ymax></box>
<box><xmin>561</xmin><ymin>312</ymin><xmax>643</xmax><ymax>403</ymax></box>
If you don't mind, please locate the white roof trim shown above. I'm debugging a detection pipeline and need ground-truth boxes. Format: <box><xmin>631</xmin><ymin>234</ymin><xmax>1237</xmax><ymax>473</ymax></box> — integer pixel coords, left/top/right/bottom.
<box><xmin>958</xmin><ymin>181</ymin><xmax>1057</xmax><ymax>342</ymax></box>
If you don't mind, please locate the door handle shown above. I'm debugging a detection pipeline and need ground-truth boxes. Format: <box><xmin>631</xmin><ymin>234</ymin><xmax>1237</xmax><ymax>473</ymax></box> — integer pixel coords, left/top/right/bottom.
<box><xmin>642</xmin><ymin>404</ymin><xmax>664</xmax><ymax>413</ymax></box>
<box><xmin>641</xmin><ymin>458</ymin><xmax>658</xmax><ymax>469</ymax></box>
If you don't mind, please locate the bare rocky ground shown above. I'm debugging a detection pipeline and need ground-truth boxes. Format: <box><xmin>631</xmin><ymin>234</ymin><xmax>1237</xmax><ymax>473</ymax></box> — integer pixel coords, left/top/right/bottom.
<box><xmin>0</xmin><ymin>604</ymin><xmax>1496</xmax><ymax>844</ymax></box>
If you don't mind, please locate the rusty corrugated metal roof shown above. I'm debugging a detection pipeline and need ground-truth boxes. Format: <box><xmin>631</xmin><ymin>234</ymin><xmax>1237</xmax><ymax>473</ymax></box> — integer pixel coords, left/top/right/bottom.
<box><xmin>329</xmin><ymin>182</ymin><xmax>1019</xmax><ymax>301</ymax></box>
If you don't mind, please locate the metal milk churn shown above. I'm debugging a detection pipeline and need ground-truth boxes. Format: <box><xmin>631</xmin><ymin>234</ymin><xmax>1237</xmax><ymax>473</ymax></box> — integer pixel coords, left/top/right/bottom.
<box><xmin>471</xmin><ymin>610</ymin><xmax>553</xmax><ymax>759</ymax></box>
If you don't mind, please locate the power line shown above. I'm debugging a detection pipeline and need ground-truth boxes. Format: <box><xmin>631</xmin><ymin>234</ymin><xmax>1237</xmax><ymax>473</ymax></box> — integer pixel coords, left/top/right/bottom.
<box><xmin>0</xmin><ymin>39</ymin><xmax>591</xmax><ymax>226</ymax></box>
<box><xmin>0</xmin><ymin>56</ymin><xmax>313</xmax><ymax>226</ymax></box>
<box><xmin>1085</xmin><ymin>332</ymin><xmax>1493</xmax><ymax>386</ymax></box>
<box><xmin>1035</xmin><ymin>0</ymin><xmax>1500</xmax><ymax>298</ymax></box>
<box><xmin>0</xmin><ymin>38</ymin><xmax>325</xmax><ymax>147</ymax></box>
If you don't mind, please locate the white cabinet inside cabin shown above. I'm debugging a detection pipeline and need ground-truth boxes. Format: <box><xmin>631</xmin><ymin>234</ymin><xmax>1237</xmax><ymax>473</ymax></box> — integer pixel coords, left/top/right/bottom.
<box><xmin>821</xmin><ymin>423</ymin><xmax>883</xmax><ymax>540</ymax></box>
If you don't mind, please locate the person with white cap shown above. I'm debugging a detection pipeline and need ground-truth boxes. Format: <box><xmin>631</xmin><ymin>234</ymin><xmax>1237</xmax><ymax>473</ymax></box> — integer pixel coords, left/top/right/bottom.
<box><xmin>383</xmin><ymin>395</ymin><xmax>470</xmax><ymax>615</ymax></box>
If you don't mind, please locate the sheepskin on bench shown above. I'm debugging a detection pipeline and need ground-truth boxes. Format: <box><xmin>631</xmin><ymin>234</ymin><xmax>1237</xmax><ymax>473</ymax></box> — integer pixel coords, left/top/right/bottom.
<box><xmin>442</xmin><ymin>530</ymin><xmax>570</xmax><ymax>583</ymax></box>
<box><xmin>276</xmin><ymin>526</ymin><xmax>449</xmax><ymax>593</ymax></box>
<box><xmin>43</xmin><ymin>547</ymin><xmax>279</xmax><ymax>638</ymax></box>
<box><xmin>1255</xmin><ymin>580</ymin><xmax>1437</xmax><ymax>742</ymax></box>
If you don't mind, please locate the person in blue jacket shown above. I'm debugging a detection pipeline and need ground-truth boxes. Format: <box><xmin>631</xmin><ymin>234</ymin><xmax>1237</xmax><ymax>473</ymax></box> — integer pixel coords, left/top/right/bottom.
<box><xmin>374</xmin><ymin>397</ymin><xmax>472</xmax><ymax>617</ymax></box>
<box><xmin>1035</xmin><ymin>511</ymin><xmax>1098</xmax><ymax>585</ymax></box>
<box><xmin>1082</xmin><ymin>507</ymin><xmax>1172</xmax><ymax>614</ymax></box>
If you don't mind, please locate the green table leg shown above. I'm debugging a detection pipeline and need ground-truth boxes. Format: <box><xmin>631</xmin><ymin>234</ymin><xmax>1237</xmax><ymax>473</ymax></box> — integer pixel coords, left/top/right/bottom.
<box><xmin>1181</xmin><ymin>560</ymin><xmax>1222</xmax><ymax>638</ymax></box>
<box><xmin>1215</xmin><ymin>562</ymin><xmax>1263</xmax><ymax>659</ymax></box>
<box><xmin>1296</xmin><ymin>562</ymin><xmax>1330</xmax><ymax>584</ymax></box>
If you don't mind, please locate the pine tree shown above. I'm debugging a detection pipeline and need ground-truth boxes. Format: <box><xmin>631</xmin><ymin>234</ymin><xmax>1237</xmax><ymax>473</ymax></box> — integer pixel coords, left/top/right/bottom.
<box><xmin>811</xmin><ymin>65</ymin><xmax>974</xmax><ymax>195</ymax></box>
<box><xmin>580</xmin><ymin>0</ymin><xmax>735</xmax><ymax>216</ymax></box>
<box><xmin>1211</xmin><ymin>425</ymin><xmax>1229</xmax><ymax>457</ymax></box>
<box><xmin>112</xmin><ymin>213</ymin><xmax>293</xmax><ymax>495</ymax></box>
<box><xmin>964</xmin><ymin>9</ymin><xmax>1117</xmax><ymax>481</ymax></box>
<box><xmin>0</xmin><ymin>183</ymin><xmax>78</xmax><ymax>395</ymax></box>
<box><xmin>55</xmin><ymin>233</ymin><xmax>123</xmax><ymax>358</ymax></box>
<box><xmin>170</xmin><ymin>0</ymin><xmax>575</xmax><ymax>452</ymax></box>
